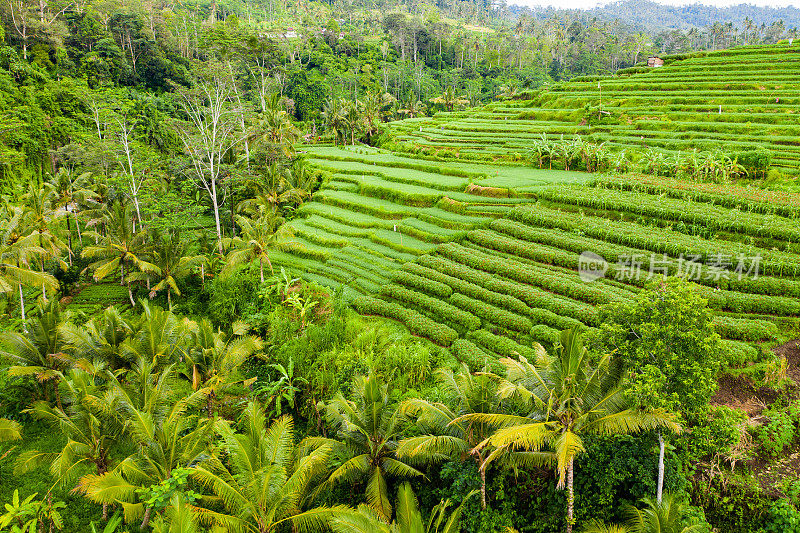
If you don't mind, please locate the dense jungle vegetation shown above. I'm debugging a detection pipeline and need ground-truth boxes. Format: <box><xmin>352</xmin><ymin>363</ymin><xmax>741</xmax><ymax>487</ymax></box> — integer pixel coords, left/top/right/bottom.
<box><xmin>1</xmin><ymin>0</ymin><xmax>800</xmax><ymax>532</ymax></box>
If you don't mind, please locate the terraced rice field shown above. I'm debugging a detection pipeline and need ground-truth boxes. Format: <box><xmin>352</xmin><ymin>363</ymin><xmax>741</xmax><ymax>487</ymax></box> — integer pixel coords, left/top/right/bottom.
<box><xmin>274</xmin><ymin>146</ymin><xmax>588</xmax><ymax>300</ymax></box>
<box><xmin>66</xmin><ymin>284</ymin><xmax>132</xmax><ymax>316</ymax></box>
<box><xmin>388</xmin><ymin>43</ymin><xmax>800</xmax><ymax>176</ymax></box>
<box><xmin>283</xmin><ymin>145</ymin><xmax>800</xmax><ymax>370</ymax></box>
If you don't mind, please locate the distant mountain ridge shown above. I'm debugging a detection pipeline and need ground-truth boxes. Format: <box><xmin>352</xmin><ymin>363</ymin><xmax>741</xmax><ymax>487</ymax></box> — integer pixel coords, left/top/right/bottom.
<box><xmin>510</xmin><ymin>1</ymin><xmax>800</xmax><ymax>30</ymax></box>
<box><xmin>591</xmin><ymin>1</ymin><xmax>800</xmax><ymax>29</ymax></box>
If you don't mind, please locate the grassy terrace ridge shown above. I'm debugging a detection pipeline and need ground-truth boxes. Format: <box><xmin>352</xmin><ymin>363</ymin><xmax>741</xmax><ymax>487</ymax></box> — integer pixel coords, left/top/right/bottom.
<box><xmin>276</xmin><ymin>146</ymin><xmax>590</xmax><ymax>303</ymax></box>
<box><xmin>385</xmin><ymin>42</ymin><xmax>800</xmax><ymax>177</ymax></box>
<box><xmin>278</xmin><ymin>146</ymin><xmax>800</xmax><ymax>375</ymax></box>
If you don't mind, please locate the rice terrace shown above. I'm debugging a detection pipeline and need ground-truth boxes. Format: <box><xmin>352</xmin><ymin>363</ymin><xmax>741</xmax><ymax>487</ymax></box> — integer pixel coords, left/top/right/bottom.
<box><xmin>1</xmin><ymin>2</ymin><xmax>800</xmax><ymax>532</ymax></box>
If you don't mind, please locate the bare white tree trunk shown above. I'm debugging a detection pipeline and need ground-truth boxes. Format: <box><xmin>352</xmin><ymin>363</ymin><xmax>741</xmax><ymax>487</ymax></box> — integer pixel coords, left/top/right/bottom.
<box><xmin>115</xmin><ymin>118</ymin><xmax>144</xmax><ymax>224</ymax></box>
<box><xmin>19</xmin><ymin>283</ymin><xmax>27</xmax><ymax>333</ymax></box>
<box><xmin>177</xmin><ymin>67</ymin><xmax>244</xmax><ymax>255</ymax></box>
<box><xmin>657</xmin><ymin>432</ymin><xmax>665</xmax><ymax>504</ymax></box>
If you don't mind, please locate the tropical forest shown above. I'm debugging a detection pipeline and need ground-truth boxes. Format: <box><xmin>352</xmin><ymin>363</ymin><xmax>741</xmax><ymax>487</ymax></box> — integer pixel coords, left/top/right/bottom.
<box><xmin>0</xmin><ymin>0</ymin><xmax>800</xmax><ymax>531</ymax></box>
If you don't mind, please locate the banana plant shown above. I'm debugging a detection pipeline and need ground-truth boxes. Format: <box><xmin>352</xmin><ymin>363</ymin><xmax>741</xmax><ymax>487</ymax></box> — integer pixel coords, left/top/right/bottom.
<box><xmin>254</xmin><ymin>358</ymin><xmax>308</xmax><ymax>418</ymax></box>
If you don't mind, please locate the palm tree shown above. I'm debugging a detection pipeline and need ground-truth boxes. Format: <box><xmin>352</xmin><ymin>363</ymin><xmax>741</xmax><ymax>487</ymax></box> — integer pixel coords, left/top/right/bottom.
<box><xmin>185</xmin><ymin>318</ymin><xmax>263</xmax><ymax>416</ymax></box>
<box><xmin>398</xmin><ymin>99</ymin><xmax>427</xmax><ymax>119</ymax></box>
<box><xmin>20</xmin><ymin>182</ymin><xmax>68</xmax><ymax>275</ymax></box>
<box><xmin>497</xmin><ymin>81</ymin><xmax>519</xmax><ymax>100</ymax></box>
<box><xmin>581</xmin><ymin>522</ymin><xmax>631</xmax><ymax>533</ymax></box>
<box><xmin>58</xmin><ymin>306</ymin><xmax>135</xmax><ymax>371</ymax></box>
<box><xmin>626</xmin><ymin>494</ymin><xmax>705</xmax><ymax>533</ymax></box>
<box><xmin>237</xmin><ymin>164</ymin><xmax>309</xmax><ymax>217</ymax></box>
<box><xmin>191</xmin><ymin>402</ymin><xmax>347</xmax><ymax>532</ymax></box>
<box><xmin>82</xmin><ymin>201</ymin><xmax>158</xmax><ymax>307</ymax></box>
<box><xmin>398</xmin><ymin>365</ymin><xmax>502</xmax><ymax>509</ymax></box>
<box><xmin>77</xmin><ymin>360</ymin><xmax>213</xmax><ymax>530</ymax></box>
<box><xmin>151</xmin><ymin>495</ymin><xmax>201</xmax><ymax>533</ymax></box>
<box><xmin>361</xmin><ymin>92</ymin><xmax>396</xmax><ymax>141</ymax></box>
<box><xmin>48</xmin><ymin>169</ymin><xmax>96</xmax><ymax>265</ymax></box>
<box><xmin>0</xmin><ymin>418</ymin><xmax>22</xmax><ymax>442</ymax></box>
<box><xmin>128</xmin><ymin>233</ymin><xmax>203</xmax><ymax>310</ymax></box>
<box><xmin>222</xmin><ymin>213</ymin><xmax>287</xmax><ymax>283</ymax></box>
<box><xmin>253</xmin><ymin>92</ymin><xmax>301</xmax><ymax>163</ymax></box>
<box><xmin>118</xmin><ymin>302</ymin><xmax>193</xmax><ymax>368</ymax></box>
<box><xmin>330</xmin><ymin>482</ymin><xmax>477</xmax><ymax>533</ymax></box>
<box><xmin>313</xmin><ymin>373</ymin><xmax>424</xmax><ymax>522</ymax></box>
<box><xmin>322</xmin><ymin>98</ymin><xmax>346</xmax><ymax>146</ymax></box>
<box><xmin>15</xmin><ymin>368</ymin><xmax>122</xmax><ymax>519</ymax></box>
<box><xmin>343</xmin><ymin>101</ymin><xmax>362</xmax><ymax>146</ymax></box>
<box><xmin>430</xmin><ymin>86</ymin><xmax>469</xmax><ymax>112</ymax></box>
<box><xmin>0</xmin><ymin>300</ymin><xmax>67</xmax><ymax>406</ymax></box>
<box><xmin>460</xmin><ymin>328</ymin><xmax>681</xmax><ymax>533</ymax></box>
<box><xmin>0</xmin><ymin>204</ymin><xmax>59</xmax><ymax>325</ymax></box>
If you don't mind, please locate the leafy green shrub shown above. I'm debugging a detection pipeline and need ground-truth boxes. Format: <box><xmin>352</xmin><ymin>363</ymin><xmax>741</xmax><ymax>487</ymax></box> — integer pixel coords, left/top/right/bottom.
<box><xmin>753</xmin><ymin>405</ymin><xmax>796</xmax><ymax>459</ymax></box>
<box><xmin>529</xmin><ymin>324</ymin><xmax>559</xmax><ymax>345</ymax></box>
<box><xmin>728</xmin><ymin>148</ymin><xmax>772</xmax><ymax>179</ymax></box>
<box><xmin>450</xmin><ymin>339</ymin><xmax>500</xmax><ymax>372</ymax></box>
<box><xmin>765</xmin><ymin>500</ymin><xmax>800</xmax><ymax>533</ymax></box>
<box><xmin>529</xmin><ymin>308</ymin><xmax>584</xmax><ymax>331</ymax></box>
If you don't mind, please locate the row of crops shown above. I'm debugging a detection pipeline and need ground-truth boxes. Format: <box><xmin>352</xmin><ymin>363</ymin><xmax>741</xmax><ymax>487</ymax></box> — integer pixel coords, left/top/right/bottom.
<box><xmin>272</xmin><ymin>146</ymin><xmax>586</xmax><ymax>301</ymax></box>
<box><xmin>280</xmin><ymin>146</ymin><xmax>799</xmax><ymax>372</ymax></box>
<box><xmin>386</xmin><ymin>42</ymin><xmax>800</xmax><ymax>176</ymax></box>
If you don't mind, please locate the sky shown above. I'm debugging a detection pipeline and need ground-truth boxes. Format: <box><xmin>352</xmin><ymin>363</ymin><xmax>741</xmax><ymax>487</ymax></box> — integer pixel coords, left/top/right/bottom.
<box><xmin>516</xmin><ymin>0</ymin><xmax>800</xmax><ymax>8</ymax></box>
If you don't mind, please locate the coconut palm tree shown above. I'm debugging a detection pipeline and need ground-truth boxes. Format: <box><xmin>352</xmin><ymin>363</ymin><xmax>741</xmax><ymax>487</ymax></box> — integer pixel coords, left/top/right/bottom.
<box><xmin>15</xmin><ymin>368</ymin><xmax>122</xmax><ymax>519</ymax></box>
<box><xmin>253</xmin><ymin>92</ymin><xmax>301</xmax><ymax>162</ymax></box>
<box><xmin>398</xmin><ymin>365</ymin><xmax>502</xmax><ymax>509</ymax></box>
<box><xmin>312</xmin><ymin>373</ymin><xmax>424</xmax><ymax>522</ymax></box>
<box><xmin>361</xmin><ymin>92</ymin><xmax>396</xmax><ymax>141</ymax></box>
<box><xmin>322</xmin><ymin>98</ymin><xmax>347</xmax><ymax>146</ymax></box>
<box><xmin>459</xmin><ymin>328</ymin><xmax>681</xmax><ymax>533</ymax></box>
<box><xmin>430</xmin><ymin>86</ymin><xmax>469</xmax><ymax>112</ymax></box>
<box><xmin>0</xmin><ymin>419</ymin><xmax>22</xmax><ymax>442</ymax></box>
<box><xmin>343</xmin><ymin>100</ymin><xmax>362</xmax><ymax>145</ymax></box>
<box><xmin>581</xmin><ymin>522</ymin><xmax>631</xmax><ymax>533</ymax></box>
<box><xmin>151</xmin><ymin>495</ymin><xmax>201</xmax><ymax>533</ymax></box>
<box><xmin>128</xmin><ymin>233</ymin><xmax>203</xmax><ymax>310</ymax></box>
<box><xmin>0</xmin><ymin>300</ymin><xmax>67</xmax><ymax>406</ymax></box>
<box><xmin>58</xmin><ymin>306</ymin><xmax>135</xmax><ymax>371</ymax></box>
<box><xmin>118</xmin><ymin>302</ymin><xmax>194</xmax><ymax>368</ymax></box>
<box><xmin>190</xmin><ymin>402</ymin><xmax>347</xmax><ymax>532</ymax></box>
<box><xmin>222</xmin><ymin>213</ymin><xmax>287</xmax><ymax>283</ymax></box>
<box><xmin>398</xmin><ymin>99</ymin><xmax>427</xmax><ymax>119</ymax></box>
<box><xmin>82</xmin><ymin>201</ymin><xmax>158</xmax><ymax>307</ymax></box>
<box><xmin>20</xmin><ymin>182</ymin><xmax>68</xmax><ymax>275</ymax></box>
<box><xmin>77</xmin><ymin>360</ymin><xmax>213</xmax><ymax>530</ymax></box>
<box><xmin>185</xmin><ymin>318</ymin><xmax>263</xmax><ymax>416</ymax></box>
<box><xmin>330</xmin><ymin>482</ymin><xmax>477</xmax><ymax>533</ymax></box>
<box><xmin>0</xmin><ymin>204</ymin><xmax>59</xmax><ymax>325</ymax></box>
<box><xmin>626</xmin><ymin>494</ymin><xmax>705</xmax><ymax>533</ymax></box>
<box><xmin>237</xmin><ymin>163</ymin><xmax>309</xmax><ymax>217</ymax></box>
<box><xmin>48</xmin><ymin>169</ymin><xmax>96</xmax><ymax>264</ymax></box>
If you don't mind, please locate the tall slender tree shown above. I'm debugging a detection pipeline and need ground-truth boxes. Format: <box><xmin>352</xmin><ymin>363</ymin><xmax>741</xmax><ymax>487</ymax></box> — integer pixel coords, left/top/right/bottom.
<box><xmin>460</xmin><ymin>329</ymin><xmax>681</xmax><ymax>533</ymax></box>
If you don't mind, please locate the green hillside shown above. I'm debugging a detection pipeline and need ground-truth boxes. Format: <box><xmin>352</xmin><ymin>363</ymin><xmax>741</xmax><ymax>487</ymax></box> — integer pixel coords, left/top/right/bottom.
<box><xmin>267</xmin><ymin>44</ymin><xmax>800</xmax><ymax>384</ymax></box>
<box><xmin>387</xmin><ymin>43</ymin><xmax>800</xmax><ymax>177</ymax></box>
<box><xmin>284</xmin><ymin>141</ymin><xmax>799</xmax><ymax>379</ymax></box>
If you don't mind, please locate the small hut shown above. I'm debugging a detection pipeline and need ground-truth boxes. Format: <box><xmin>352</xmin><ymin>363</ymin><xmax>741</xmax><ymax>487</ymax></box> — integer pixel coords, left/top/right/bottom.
<box><xmin>647</xmin><ymin>56</ymin><xmax>664</xmax><ymax>67</ymax></box>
